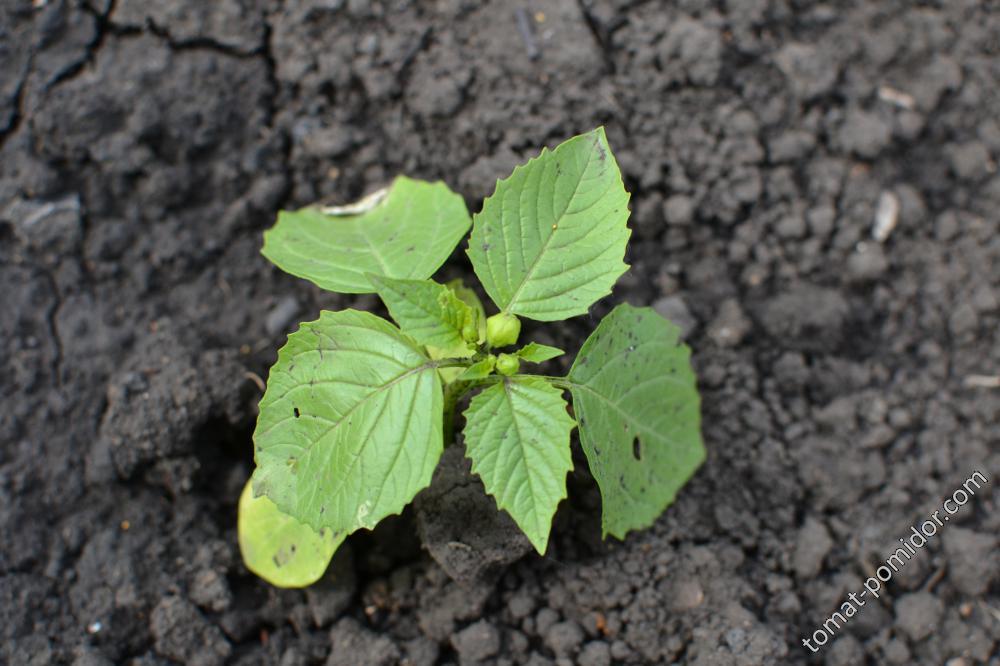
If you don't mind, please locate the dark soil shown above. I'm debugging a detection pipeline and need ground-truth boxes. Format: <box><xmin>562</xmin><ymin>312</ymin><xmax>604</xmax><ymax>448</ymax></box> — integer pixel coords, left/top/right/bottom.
<box><xmin>2</xmin><ymin>1</ymin><xmax>998</xmax><ymax>664</ymax></box>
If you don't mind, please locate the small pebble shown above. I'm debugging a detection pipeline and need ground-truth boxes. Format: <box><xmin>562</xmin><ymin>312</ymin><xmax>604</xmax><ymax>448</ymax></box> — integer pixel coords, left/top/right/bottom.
<box><xmin>545</xmin><ymin>620</ymin><xmax>584</xmax><ymax>657</ymax></box>
<box><xmin>894</xmin><ymin>592</ymin><xmax>943</xmax><ymax>641</ymax></box>
<box><xmin>872</xmin><ymin>191</ymin><xmax>899</xmax><ymax>242</ymax></box>
<box><xmin>943</xmin><ymin>527</ymin><xmax>997</xmax><ymax>596</ymax></box>
<box><xmin>838</xmin><ymin>108</ymin><xmax>892</xmax><ymax>159</ymax></box>
<box><xmin>535</xmin><ymin>607</ymin><xmax>559</xmax><ymax>636</ymax></box>
<box><xmin>652</xmin><ymin>296</ymin><xmax>697</xmax><ymax>339</ymax></box>
<box><xmin>508</xmin><ymin>592</ymin><xmax>536</xmax><ymax>619</ymax></box>
<box><xmin>948</xmin><ymin>141</ymin><xmax>992</xmax><ymax>181</ymax></box>
<box><xmin>775</xmin><ymin>215</ymin><xmax>807</xmax><ymax>239</ymax></box>
<box><xmin>610</xmin><ymin>640</ymin><xmax>631</xmax><ymax>660</ymax></box>
<box><xmin>451</xmin><ymin>620</ymin><xmax>500</xmax><ymax>663</ymax></box>
<box><xmin>846</xmin><ymin>243</ymin><xmax>888</xmax><ymax>282</ymax></box>
<box><xmin>577</xmin><ymin>641</ymin><xmax>611</xmax><ymax>666</ymax></box>
<box><xmin>707</xmin><ymin>299</ymin><xmax>751</xmax><ymax>347</ymax></box>
<box><xmin>883</xmin><ymin>638</ymin><xmax>911</xmax><ymax>664</ymax></box>
<box><xmin>793</xmin><ymin>517</ymin><xmax>832</xmax><ymax>578</ymax></box>
<box><xmin>825</xmin><ymin>635</ymin><xmax>863</xmax><ymax>666</ymax></box>
<box><xmin>948</xmin><ymin>303</ymin><xmax>978</xmax><ymax>337</ymax></box>
<box><xmin>663</xmin><ymin>195</ymin><xmax>694</xmax><ymax>226</ymax></box>
<box><xmin>671</xmin><ymin>579</ymin><xmax>705</xmax><ymax>610</ymax></box>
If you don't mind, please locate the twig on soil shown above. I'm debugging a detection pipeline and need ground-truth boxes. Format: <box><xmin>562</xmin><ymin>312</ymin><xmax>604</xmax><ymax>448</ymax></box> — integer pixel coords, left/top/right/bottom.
<box><xmin>515</xmin><ymin>8</ymin><xmax>540</xmax><ymax>60</ymax></box>
<box><xmin>877</xmin><ymin>85</ymin><xmax>915</xmax><ymax>110</ymax></box>
<box><xmin>963</xmin><ymin>375</ymin><xmax>1000</xmax><ymax>389</ymax></box>
<box><xmin>244</xmin><ymin>371</ymin><xmax>266</xmax><ymax>392</ymax></box>
<box><xmin>921</xmin><ymin>565</ymin><xmax>946</xmax><ymax>592</ymax></box>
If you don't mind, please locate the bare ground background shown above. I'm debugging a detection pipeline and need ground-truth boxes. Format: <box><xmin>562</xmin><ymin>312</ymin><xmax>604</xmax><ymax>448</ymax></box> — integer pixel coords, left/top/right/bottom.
<box><xmin>1</xmin><ymin>1</ymin><xmax>999</xmax><ymax>664</ymax></box>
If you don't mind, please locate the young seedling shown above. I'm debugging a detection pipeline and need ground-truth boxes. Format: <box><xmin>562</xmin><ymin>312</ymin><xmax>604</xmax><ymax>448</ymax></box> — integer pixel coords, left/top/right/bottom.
<box><xmin>239</xmin><ymin>128</ymin><xmax>705</xmax><ymax>587</ymax></box>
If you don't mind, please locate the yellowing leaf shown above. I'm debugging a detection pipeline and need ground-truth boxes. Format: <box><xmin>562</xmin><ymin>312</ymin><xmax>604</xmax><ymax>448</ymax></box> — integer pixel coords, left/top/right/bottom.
<box><xmin>237</xmin><ymin>479</ymin><xmax>343</xmax><ymax>588</ymax></box>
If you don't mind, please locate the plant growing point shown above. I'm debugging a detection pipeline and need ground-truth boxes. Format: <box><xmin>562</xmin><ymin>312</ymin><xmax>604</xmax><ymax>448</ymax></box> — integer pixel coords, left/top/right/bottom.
<box><xmin>240</xmin><ymin>127</ymin><xmax>705</xmax><ymax>587</ymax></box>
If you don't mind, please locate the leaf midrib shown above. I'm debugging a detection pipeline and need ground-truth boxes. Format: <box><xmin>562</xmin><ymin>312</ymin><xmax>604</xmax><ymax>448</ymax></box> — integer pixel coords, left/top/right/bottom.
<box><xmin>502</xmin><ymin>379</ymin><xmax>544</xmax><ymax>537</ymax></box>
<box><xmin>358</xmin><ymin>217</ymin><xmax>392</xmax><ymax>275</ymax></box>
<box><xmin>501</xmin><ymin>143</ymin><xmax>598</xmax><ymax>314</ymax></box>
<box><xmin>560</xmin><ymin>379</ymin><xmax>673</xmax><ymax>446</ymax></box>
<box><xmin>257</xmin><ymin>358</ymin><xmax>436</xmax><ymax>441</ymax></box>
<box><xmin>308</xmin><ymin>361</ymin><xmax>433</xmax><ymax>446</ymax></box>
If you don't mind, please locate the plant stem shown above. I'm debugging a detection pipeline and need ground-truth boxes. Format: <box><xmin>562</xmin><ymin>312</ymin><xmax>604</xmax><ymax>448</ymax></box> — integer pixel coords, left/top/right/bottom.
<box><xmin>435</xmin><ymin>359</ymin><xmax>471</xmax><ymax>369</ymax></box>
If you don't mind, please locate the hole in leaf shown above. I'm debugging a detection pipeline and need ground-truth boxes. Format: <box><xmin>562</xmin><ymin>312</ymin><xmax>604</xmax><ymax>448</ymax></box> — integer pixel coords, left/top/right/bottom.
<box><xmin>632</xmin><ymin>436</ymin><xmax>641</xmax><ymax>461</ymax></box>
<box><xmin>293</xmin><ymin>407</ymin><xmax>300</xmax><ymax>418</ymax></box>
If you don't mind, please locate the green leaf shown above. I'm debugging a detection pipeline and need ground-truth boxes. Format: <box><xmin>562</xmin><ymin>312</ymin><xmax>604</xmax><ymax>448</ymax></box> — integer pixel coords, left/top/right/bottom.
<box><xmin>238</xmin><ymin>478</ymin><xmax>343</xmax><ymax>588</ymax></box>
<box><xmin>432</xmin><ymin>279</ymin><xmax>487</xmax><ymax>384</ymax></box>
<box><xmin>460</xmin><ymin>355</ymin><xmax>496</xmax><ymax>380</ymax></box>
<box><xmin>369</xmin><ymin>275</ymin><xmax>476</xmax><ymax>358</ymax></box>
<box><xmin>565</xmin><ymin>304</ymin><xmax>704</xmax><ymax>539</ymax></box>
<box><xmin>262</xmin><ymin>176</ymin><xmax>471</xmax><ymax>294</ymax></box>
<box><xmin>446</xmin><ymin>279</ymin><xmax>487</xmax><ymax>343</ymax></box>
<box><xmin>467</xmin><ymin>128</ymin><xmax>631</xmax><ymax>321</ymax></box>
<box><xmin>252</xmin><ymin>310</ymin><xmax>445</xmax><ymax>535</ymax></box>
<box><xmin>516</xmin><ymin>342</ymin><xmax>565</xmax><ymax>363</ymax></box>
<box><xmin>462</xmin><ymin>377</ymin><xmax>576</xmax><ymax>553</ymax></box>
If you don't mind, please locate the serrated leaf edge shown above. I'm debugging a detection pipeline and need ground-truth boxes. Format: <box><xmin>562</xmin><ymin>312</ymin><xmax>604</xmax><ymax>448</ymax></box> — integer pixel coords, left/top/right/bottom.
<box><xmin>467</xmin><ymin>127</ymin><xmax>632</xmax><ymax>321</ymax></box>
<box><xmin>463</xmin><ymin>377</ymin><xmax>577</xmax><ymax>553</ymax></box>
<box><xmin>251</xmin><ymin>309</ymin><xmax>445</xmax><ymax>536</ymax></box>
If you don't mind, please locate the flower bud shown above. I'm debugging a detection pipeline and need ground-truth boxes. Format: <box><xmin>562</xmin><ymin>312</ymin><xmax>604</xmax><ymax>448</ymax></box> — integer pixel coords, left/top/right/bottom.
<box><xmin>496</xmin><ymin>353</ymin><xmax>520</xmax><ymax>376</ymax></box>
<box><xmin>485</xmin><ymin>312</ymin><xmax>521</xmax><ymax>347</ymax></box>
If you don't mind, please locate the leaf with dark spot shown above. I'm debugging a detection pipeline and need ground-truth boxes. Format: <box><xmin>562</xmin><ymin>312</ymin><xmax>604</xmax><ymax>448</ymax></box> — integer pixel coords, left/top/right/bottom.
<box><xmin>565</xmin><ymin>304</ymin><xmax>704</xmax><ymax>539</ymax></box>
<box><xmin>238</xmin><ymin>479</ymin><xmax>343</xmax><ymax>587</ymax></box>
